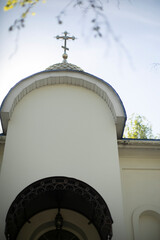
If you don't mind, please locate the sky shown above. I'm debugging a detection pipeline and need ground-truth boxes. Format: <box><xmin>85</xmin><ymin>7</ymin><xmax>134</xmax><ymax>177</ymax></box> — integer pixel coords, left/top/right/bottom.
<box><xmin>0</xmin><ymin>0</ymin><xmax>160</xmax><ymax>136</ymax></box>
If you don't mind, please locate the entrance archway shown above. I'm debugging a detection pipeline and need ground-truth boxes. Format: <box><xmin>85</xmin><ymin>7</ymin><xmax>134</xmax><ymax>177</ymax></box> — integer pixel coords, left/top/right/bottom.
<box><xmin>38</xmin><ymin>229</ymin><xmax>79</xmax><ymax>240</ymax></box>
<box><xmin>5</xmin><ymin>177</ymin><xmax>113</xmax><ymax>240</ymax></box>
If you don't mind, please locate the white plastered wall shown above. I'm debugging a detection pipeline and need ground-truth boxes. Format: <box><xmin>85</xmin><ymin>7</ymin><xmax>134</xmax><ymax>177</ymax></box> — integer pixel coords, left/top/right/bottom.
<box><xmin>0</xmin><ymin>84</ymin><xmax>125</xmax><ymax>240</ymax></box>
<box><xmin>119</xmin><ymin>146</ymin><xmax>160</xmax><ymax>240</ymax></box>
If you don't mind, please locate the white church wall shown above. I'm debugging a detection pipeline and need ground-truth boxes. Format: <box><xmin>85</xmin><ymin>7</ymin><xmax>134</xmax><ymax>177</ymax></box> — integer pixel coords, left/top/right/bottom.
<box><xmin>0</xmin><ymin>84</ymin><xmax>126</xmax><ymax>239</ymax></box>
<box><xmin>119</xmin><ymin>146</ymin><xmax>160</xmax><ymax>240</ymax></box>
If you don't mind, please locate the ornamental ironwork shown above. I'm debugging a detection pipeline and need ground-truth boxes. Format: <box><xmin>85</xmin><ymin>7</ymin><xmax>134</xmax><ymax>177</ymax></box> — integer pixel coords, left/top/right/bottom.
<box><xmin>5</xmin><ymin>176</ymin><xmax>113</xmax><ymax>240</ymax></box>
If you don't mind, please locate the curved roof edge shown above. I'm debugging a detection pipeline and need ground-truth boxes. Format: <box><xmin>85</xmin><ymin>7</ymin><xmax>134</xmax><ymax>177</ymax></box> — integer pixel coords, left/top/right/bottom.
<box><xmin>0</xmin><ymin>70</ymin><xmax>127</xmax><ymax>138</ymax></box>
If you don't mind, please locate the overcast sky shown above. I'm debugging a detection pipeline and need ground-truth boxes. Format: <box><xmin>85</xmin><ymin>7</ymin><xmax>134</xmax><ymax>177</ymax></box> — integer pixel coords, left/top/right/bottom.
<box><xmin>0</xmin><ymin>0</ymin><xmax>160</xmax><ymax>135</ymax></box>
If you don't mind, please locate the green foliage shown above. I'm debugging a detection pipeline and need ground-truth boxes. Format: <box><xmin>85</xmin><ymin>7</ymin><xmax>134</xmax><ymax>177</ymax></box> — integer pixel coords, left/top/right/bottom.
<box><xmin>4</xmin><ymin>0</ymin><xmax>43</xmax><ymax>12</ymax></box>
<box><xmin>3</xmin><ymin>0</ymin><xmax>120</xmax><ymax>39</ymax></box>
<box><xmin>3</xmin><ymin>0</ymin><xmax>104</xmax><ymax>36</ymax></box>
<box><xmin>4</xmin><ymin>0</ymin><xmax>46</xmax><ymax>31</ymax></box>
<box><xmin>123</xmin><ymin>114</ymin><xmax>154</xmax><ymax>139</ymax></box>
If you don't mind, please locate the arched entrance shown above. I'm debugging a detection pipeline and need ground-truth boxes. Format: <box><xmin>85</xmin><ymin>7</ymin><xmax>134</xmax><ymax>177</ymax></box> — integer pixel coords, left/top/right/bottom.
<box><xmin>38</xmin><ymin>229</ymin><xmax>79</xmax><ymax>240</ymax></box>
<box><xmin>5</xmin><ymin>177</ymin><xmax>113</xmax><ymax>240</ymax></box>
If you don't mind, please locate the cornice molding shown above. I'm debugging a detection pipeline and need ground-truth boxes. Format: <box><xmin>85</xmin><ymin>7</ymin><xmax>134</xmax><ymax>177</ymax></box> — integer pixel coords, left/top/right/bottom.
<box><xmin>118</xmin><ymin>139</ymin><xmax>160</xmax><ymax>149</ymax></box>
<box><xmin>0</xmin><ymin>71</ymin><xmax>126</xmax><ymax>138</ymax></box>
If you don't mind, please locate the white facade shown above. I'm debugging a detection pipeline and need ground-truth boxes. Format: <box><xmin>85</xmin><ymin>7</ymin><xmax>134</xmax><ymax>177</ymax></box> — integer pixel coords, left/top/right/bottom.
<box><xmin>0</xmin><ymin>67</ymin><xmax>160</xmax><ymax>240</ymax></box>
<box><xmin>119</xmin><ymin>140</ymin><xmax>160</xmax><ymax>240</ymax></box>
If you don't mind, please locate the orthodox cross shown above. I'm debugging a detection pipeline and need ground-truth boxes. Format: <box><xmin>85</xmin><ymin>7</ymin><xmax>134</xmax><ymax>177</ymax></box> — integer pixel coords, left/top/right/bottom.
<box><xmin>56</xmin><ymin>31</ymin><xmax>76</xmax><ymax>62</ymax></box>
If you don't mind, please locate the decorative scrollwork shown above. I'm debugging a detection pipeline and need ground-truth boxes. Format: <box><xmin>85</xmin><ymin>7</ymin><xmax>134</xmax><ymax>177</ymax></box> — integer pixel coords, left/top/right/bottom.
<box><xmin>5</xmin><ymin>176</ymin><xmax>113</xmax><ymax>240</ymax></box>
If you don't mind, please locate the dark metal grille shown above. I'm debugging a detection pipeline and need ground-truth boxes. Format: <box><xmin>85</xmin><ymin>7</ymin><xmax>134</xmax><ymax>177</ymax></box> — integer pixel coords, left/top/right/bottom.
<box><xmin>5</xmin><ymin>176</ymin><xmax>113</xmax><ymax>240</ymax></box>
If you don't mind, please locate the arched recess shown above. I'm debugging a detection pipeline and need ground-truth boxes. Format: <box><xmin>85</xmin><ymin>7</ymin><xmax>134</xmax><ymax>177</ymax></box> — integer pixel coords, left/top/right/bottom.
<box><xmin>5</xmin><ymin>176</ymin><xmax>113</xmax><ymax>240</ymax></box>
<box><xmin>132</xmin><ymin>205</ymin><xmax>160</xmax><ymax>240</ymax></box>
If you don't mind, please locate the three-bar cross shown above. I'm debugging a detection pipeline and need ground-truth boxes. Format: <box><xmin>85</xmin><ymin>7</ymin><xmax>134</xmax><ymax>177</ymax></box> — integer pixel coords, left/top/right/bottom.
<box><xmin>56</xmin><ymin>31</ymin><xmax>75</xmax><ymax>62</ymax></box>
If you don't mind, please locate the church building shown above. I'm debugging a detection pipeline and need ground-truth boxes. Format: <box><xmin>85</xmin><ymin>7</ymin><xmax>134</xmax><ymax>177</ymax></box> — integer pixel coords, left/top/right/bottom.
<box><xmin>0</xmin><ymin>32</ymin><xmax>160</xmax><ymax>240</ymax></box>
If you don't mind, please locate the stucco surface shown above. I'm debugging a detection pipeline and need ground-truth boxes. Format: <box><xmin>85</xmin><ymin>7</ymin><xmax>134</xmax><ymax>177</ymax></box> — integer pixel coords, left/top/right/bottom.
<box><xmin>0</xmin><ymin>85</ymin><xmax>125</xmax><ymax>240</ymax></box>
<box><xmin>119</xmin><ymin>147</ymin><xmax>160</xmax><ymax>240</ymax></box>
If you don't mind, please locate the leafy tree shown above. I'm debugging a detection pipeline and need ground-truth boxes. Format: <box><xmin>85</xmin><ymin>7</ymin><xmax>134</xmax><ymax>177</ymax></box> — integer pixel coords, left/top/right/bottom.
<box><xmin>123</xmin><ymin>114</ymin><xmax>154</xmax><ymax>139</ymax></box>
<box><xmin>4</xmin><ymin>0</ymin><xmax>45</xmax><ymax>31</ymax></box>
<box><xmin>3</xmin><ymin>0</ymin><xmax>131</xmax><ymax>61</ymax></box>
<box><xmin>3</xmin><ymin>0</ymin><xmax>123</xmax><ymax>40</ymax></box>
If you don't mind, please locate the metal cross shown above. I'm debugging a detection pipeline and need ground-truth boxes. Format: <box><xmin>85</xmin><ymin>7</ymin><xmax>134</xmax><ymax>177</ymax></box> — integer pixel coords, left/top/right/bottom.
<box><xmin>56</xmin><ymin>31</ymin><xmax>76</xmax><ymax>62</ymax></box>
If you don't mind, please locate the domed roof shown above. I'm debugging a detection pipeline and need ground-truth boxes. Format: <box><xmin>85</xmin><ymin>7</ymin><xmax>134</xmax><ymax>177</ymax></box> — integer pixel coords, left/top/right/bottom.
<box><xmin>45</xmin><ymin>62</ymin><xmax>84</xmax><ymax>71</ymax></box>
<box><xmin>1</xmin><ymin>70</ymin><xmax>126</xmax><ymax>138</ymax></box>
